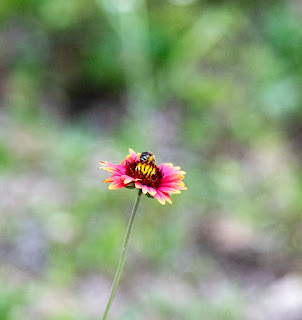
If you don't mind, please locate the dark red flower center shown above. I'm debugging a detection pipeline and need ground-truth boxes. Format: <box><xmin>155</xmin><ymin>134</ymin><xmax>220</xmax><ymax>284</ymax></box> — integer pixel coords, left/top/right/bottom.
<box><xmin>126</xmin><ymin>160</ymin><xmax>163</xmax><ymax>187</ymax></box>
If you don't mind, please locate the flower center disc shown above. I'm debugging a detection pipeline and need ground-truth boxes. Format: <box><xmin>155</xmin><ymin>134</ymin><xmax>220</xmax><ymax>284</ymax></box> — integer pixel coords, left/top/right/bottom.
<box><xmin>126</xmin><ymin>160</ymin><xmax>162</xmax><ymax>187</ymax></box>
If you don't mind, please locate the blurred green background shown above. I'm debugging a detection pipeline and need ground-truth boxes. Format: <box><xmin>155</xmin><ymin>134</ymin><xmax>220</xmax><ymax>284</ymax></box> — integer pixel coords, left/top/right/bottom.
<box><xmin>1</xmin><ymin>0</ymin><xmax>302</xmax><ymax>319</ymax></box>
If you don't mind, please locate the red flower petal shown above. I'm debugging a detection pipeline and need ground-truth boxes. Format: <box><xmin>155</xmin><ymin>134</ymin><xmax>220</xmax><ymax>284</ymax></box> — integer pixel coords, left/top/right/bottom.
<box><xmin>141</xmin><ymin>184</ymin><xmax>149</xmax><ymax>194</ymax></box>
<box><xmin>147</xmin><ymin>187</ymin><xmax>156</xmax><ymax>196</ymax></box>
<box><xmin>135</xmin><ymin>181</ymin><xmax>143</xmax><ymax>189</ymax></box>
<box><xmin>161</xmin><ymin>174</ymin><xmax>185</xmax><ymax>183</ymax></box>
<box><xmin>120</xmin><ymin>175</ymin><xmax>135</xmax><ymax>185</ymax></box>
<box><xmin>161</xmin><ymin>192</ymin><xmax>172</xmax><ymax>205</ymax></box>
<box><xmin>153</xmin><ymin>190</ymin><xmax>166</xmax><ymax>205</ymax></box>
<box><xmin>104</xmin><ymin>176</ymin><xmax>118</xmax><ymax>183</ymax></box>
<box><xmin>157</xmin><ymin>187</ymin><xmax>182</xmax><ymax>194</ymax></box>
<box><xmin>99</xmin><ymin>161</ymin><xmax>126</xmax><ymax>175</ymax></box>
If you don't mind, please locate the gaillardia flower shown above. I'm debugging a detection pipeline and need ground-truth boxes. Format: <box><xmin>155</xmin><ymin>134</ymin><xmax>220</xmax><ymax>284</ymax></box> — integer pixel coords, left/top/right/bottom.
<box><xmin>99</xmin><ymin>148</ymin><xmax>186</xmax><ymax>205</ymax></box>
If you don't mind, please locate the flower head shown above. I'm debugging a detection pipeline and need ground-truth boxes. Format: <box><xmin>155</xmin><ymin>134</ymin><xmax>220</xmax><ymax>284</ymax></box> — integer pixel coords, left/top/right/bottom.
<box><xmin>99</xmin><ymin>148</ymin><xmax>186</xmax><ymax>205</ymax></box>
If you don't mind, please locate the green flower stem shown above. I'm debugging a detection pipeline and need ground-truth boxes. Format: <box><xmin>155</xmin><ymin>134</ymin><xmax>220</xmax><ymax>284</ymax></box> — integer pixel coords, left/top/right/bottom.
<box><xmin>102</xmin><ymin>189</ymin><xmax>142</xmax><ymax>320</ymax></box>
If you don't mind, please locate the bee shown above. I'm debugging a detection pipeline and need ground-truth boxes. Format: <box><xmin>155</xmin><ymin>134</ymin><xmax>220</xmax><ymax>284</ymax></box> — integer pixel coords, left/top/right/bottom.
<box><xmin>139</xmin><ymin>151</ymin><xmax>155</xmax><ymax>165</ymax></box>
<box><xmin>135</xmin><ymin>151</ymin><xmax>159</xmax><ymax>182</ymax></box>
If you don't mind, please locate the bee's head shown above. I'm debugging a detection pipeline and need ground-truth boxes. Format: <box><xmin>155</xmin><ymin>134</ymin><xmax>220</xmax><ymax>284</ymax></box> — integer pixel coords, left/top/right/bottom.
<box><xmin>140</xmin><ymin>151</ymin><xmax>155</xmax><ymax>164</ymax></box>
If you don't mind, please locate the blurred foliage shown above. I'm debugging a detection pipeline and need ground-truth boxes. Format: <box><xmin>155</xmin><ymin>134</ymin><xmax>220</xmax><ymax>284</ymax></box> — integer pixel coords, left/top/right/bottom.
<box><xmin>0</xmin><ymin>284</ymin><xmax>25</xmax><ymax>320</ymax></box>
<box><xmin>1</xmin><ymin>0</ymin><xmax>302</xmax><ymax>319</ymax></box>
